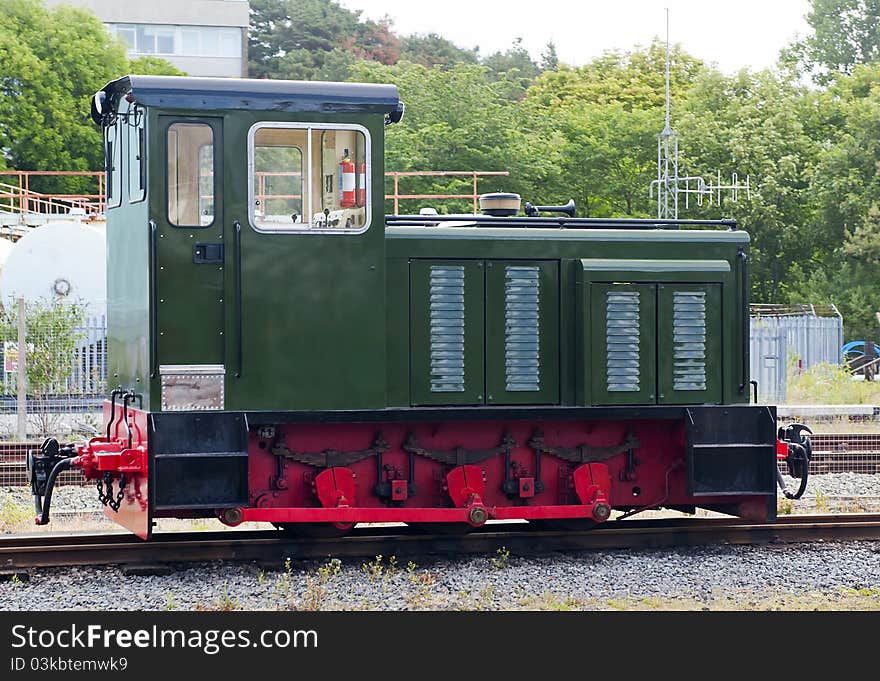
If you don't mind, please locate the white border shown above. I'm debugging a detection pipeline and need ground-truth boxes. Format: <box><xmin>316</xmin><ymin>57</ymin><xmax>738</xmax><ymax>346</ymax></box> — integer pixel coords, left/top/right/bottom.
<box><xmin>247</xmin><ymin>121</ymin><xmax>372</xmax><ymax>235</ymax></box>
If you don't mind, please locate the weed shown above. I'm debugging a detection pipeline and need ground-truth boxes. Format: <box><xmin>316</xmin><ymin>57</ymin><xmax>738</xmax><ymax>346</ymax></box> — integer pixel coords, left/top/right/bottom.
<box><xmin>474</xmin><ymin>584</ymin><xmax>496</xmax><ymax>610</ymax></box>
<box><xmin>0</xmin><ymin>497</ymin><xmax>31</xmax><ymax>533</ymax></box>
<box><xmin>814</xmin><ymin>489</ymin><xmax>829</xmax><ymax>513</ymax></box>
<box><xmin>845</xmin><ymin>587</ymin><xmax>880</xmax><ymax>599</ymax></box>
<box><xmin>406</xmin><ymin>568</ymin><xmax>438</xmax><ymax>609</ymax></box>
<box><xmin>294</xmin><ymin>558</ymin><xmax>342</xmax><ymax>611</ymax></box>
<box><xmin>316</xmin><ymin>558</ymin><xmax>342</xmax><ymax>581</ymax></box>
<box><xmin>778</xmin><ymin>497</ymin><xmax>795</xmax><ymax>515</ymax></box>
<box><xmin>490</xmin><ymin>546</ymin><xmax>510</xmax><ymax>570</ymax></box>
<box><xmin>386</xmin><ymin>555</ymin><xmax>398</xmax><ymax>581</ymax></box>
<box><xmin>272</xmin><ymin>558</ymin><xmax>294</xmax><ymax>602</ymax></box>
<box><xmin>164</xmin><ymin>593</ymin><xmax>178</xmax><ymax>611</ymax></box>
<box><xmin>361</xmin><ymin>555</ymin><xmax>385</xmax><ymax>582</ymax></box>
<box><xmin>196</xmin><ymin>582</ymin><xmax>238</xmax><ymax>611</ymax></box>
<box><xmin>787</xmin><ymin>361</ymin><xmax>880</xmax><ymax>405</ymax></box>
<box><xmin>517</xmin><ymin>591</ymin><xmax>586</xmax><ymax>610</ymax></box>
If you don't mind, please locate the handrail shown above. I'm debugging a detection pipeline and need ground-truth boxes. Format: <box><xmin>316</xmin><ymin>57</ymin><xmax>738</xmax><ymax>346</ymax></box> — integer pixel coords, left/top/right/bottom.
<box><xmin>0</xmin><ymin>172</ymin><xmax>105</xmax><ymax>217</ymax></box>
<box><xmin>0</xmin><ymin>170</ymin><xmax>513</xmax><ymax>220</ymax></box>
<box><xmin>738</xmin><ymin>247</ymin><xmax>749</xmax><ymax>395</ymax></box>
<box><xmin>386</xmin><ymin>170</ymin><xmax>510</xmax><ymax>214</ymax></box>
<box><xmin>234</xmin><ymin>221</ymin><xmax>243</xmax><ymax>379</ymax></box>
<box><xmin>385</xmin><ymin>214</ymin><xmax>739</xmax><ymax>229</ymax></box>
<box><xmin>149</xmin><ymin>220</ymin><xmax>159</xmax><ymax>379</ymax></box>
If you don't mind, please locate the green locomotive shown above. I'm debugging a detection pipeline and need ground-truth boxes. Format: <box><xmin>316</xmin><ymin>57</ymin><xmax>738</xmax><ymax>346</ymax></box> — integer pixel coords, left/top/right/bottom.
<box><xmin>29</xmin><ymin>76</ymin><xmax>810</xmax><ymax>539</ymax></box>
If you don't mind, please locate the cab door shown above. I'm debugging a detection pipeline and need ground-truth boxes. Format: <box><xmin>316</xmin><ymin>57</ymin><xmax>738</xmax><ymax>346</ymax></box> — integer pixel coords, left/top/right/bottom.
<box><xmin>156</xmin><ymin>116</ymin><xmax>225</xmax><ymax>367</ymax></box>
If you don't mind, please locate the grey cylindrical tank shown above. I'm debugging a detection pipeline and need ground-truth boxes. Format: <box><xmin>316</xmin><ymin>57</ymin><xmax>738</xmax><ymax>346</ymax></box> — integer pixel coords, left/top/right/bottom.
<box><xmin>0</xmin><ymin>221</ymin><xmax>106</xmax><ymax>316</ymax></box>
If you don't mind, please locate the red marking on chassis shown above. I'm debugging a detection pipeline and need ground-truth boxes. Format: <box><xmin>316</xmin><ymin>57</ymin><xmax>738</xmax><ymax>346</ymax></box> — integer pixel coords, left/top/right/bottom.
<box><xmin>237</xmin><ymin>503</ymin><xmax>604</xmax><ymax>525</ymax></box>
<box><xmin>240</xmin><ymin>419</ymin><xmax>774</xmax><ymax>527</ymax></box>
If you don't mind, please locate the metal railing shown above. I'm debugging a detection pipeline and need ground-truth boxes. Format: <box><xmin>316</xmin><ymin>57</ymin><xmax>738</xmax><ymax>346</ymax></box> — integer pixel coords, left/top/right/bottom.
<box><xmin>0</xmin><ymin>171</ymin><xmax>105</xmax><ymax>217</ymax></box>
<box><xmin>0</xmin><ymin>170</ymin><xmax>514</xmax><ymax>220</ymax></box>
<box><xmin>385</xmin><ymin>171</ymin><xmax>510</xmax><ymax>214</ymax></box>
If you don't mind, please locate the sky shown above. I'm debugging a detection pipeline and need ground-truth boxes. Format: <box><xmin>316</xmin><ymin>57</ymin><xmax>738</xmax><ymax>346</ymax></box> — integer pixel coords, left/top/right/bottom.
<box><xmin>338</xmin><ymin>0</ymin><xmax>813</xmax><ymax>74</ymax></box>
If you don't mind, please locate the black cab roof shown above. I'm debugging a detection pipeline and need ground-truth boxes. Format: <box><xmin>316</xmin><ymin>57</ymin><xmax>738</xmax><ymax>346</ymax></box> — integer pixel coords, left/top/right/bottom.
<box><xmin>91</xmin><ymin>75</ymin><xmax>402</xmax><ymax>123</ymax></box>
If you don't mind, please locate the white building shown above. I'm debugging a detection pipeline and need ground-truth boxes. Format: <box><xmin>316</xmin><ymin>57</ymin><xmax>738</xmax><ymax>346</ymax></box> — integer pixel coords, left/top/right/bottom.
<box><xmin>44</xmin><ymin>0</ymin><xmax>250</xmax><ymax>78</ymax></box>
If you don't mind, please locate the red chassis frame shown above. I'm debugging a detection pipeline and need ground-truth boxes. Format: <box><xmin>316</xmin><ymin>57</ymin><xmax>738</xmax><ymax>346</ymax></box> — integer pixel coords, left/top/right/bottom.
<box><xmin>67</xmin><ymin>409</ymin><xmax>779</xmax><ymax>539</ymax></box>
<box><xmin>226</xmin><ymin>418</ymin><xmax>773</xmax><ymax>528</ymax></box>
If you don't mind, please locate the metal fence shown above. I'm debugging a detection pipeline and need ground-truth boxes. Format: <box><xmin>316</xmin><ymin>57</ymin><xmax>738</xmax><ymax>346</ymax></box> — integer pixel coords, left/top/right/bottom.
<box><xmin>750</xmin><ymin>305</ymin><xmax>844</xmax><ymax>403</ymax></box>
<box><xmin>0</xmin><ymin>301</ymin><xmax>106</xmax><ymax>440</ymax></box>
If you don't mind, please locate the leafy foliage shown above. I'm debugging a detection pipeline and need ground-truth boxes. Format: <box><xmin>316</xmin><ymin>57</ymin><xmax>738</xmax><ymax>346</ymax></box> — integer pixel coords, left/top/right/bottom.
<box><xmin>8</xmin><ymin>0</ymin><xmax>880</xmax><ymax>344</ymax></box>
<box><xmin>0</xmin><ymin>300</ymin><xmax>86</xmax><ymax>399</ymax></box>
<box><xmin>0</xmin><ymin>0</ymin><xmax>178</xmax><ymax>194</ymax></box>
<box><xmin>248</xmin><ymin>0</ymin><xmax>400</xmax><ymax>81</ymax></box>
<box><xmin>792</xmin><ymin>0</ymin><xmax>880</xmax><ymax>83</ymax></box>
<box><xmin>400</xmin><ymin>33</ymin><xmax>479</xmax><ymax>69</ymax></box>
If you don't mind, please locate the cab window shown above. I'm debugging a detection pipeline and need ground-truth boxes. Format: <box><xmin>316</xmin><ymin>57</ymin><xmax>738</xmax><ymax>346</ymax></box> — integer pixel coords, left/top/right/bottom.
<box><xmin>249</xmin><ymin>123</ymin><xmax>369</xmax><ymax>233</ymax></box>
<box><xmin>128</xmin><ymin>106</ymin><xmax>146</xmax><ymax>203</ymax></box>
<box><xmin>167</xmin><ymin>122</ymin><xmax>214</xmax><ymax>227</ymax></box>
<box><xmin>106</xmin><ymin>122</ymin><xmax>122</xmax><ymax>208</ymax></box>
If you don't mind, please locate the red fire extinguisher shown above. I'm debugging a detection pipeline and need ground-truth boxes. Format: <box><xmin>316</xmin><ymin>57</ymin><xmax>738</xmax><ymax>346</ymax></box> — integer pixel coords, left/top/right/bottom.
<box><xmin>357</xmin><ymin>161</ymin><xmax>366</xmax><ymax>206</ymax></box>
<box><xmin>339</xmin><ymin>149</ymin><xmax>356</xmax><ymax>208</ymax></box>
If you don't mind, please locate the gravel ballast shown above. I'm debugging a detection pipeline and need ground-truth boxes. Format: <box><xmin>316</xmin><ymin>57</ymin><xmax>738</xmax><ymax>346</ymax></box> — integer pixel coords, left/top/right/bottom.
<box><xmin>1</xmin><ymin>541</ymin><xmax>878</xmax><ymax>611</ymax></box>
<box><xmin>2</xmin><ymin>474</ymin><xmax>879</xmax><ymax>611</ymax></box>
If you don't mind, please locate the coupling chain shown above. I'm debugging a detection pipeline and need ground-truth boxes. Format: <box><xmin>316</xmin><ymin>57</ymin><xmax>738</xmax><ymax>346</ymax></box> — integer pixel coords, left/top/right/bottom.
<box><xmin>96</xmin><ymin>472</ymin><xmax>127</xmax><ymax>512</ymax></box>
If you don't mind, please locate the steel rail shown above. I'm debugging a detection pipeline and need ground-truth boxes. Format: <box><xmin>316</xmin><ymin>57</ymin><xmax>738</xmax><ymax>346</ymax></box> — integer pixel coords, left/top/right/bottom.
<box><xmin>2</xmin><ymin>514</ymin><xmax>879</xmax><ymax>570</ymax></box>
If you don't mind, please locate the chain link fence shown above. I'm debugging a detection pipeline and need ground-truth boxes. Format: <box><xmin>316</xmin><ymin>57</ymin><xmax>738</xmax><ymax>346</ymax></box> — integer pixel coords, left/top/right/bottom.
<box><xmin>0</xmin><ymin>298</ymin><xmax>105</xmax><ymax>443</ymax></box>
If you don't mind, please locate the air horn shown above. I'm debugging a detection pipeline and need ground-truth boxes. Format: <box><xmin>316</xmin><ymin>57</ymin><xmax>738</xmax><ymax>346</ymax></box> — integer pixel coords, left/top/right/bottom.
<box><xmin>524</xmin><ymin>199</ymin><xmax>576</xmax><ymax>217</ymax></box>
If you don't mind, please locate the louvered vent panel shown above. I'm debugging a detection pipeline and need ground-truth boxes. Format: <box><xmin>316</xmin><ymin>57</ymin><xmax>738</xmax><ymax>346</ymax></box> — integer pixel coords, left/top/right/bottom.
<box><xmin>429</xmin><ymin>265</ymin><xmax>466</xmax><ymax>392</ymax></box>
<box><xmin>504</xmin><ymin>265</ymin><xmax>540</xmax><ymax>391</ymax></box>
<box><xmin>672</xmin><ymin>291</ymin><xmax>707</xmax><ymax>390</ymax></box>
<box><xmin>606</xmin><ymin>291</ymin><xmax>641</xmax><ymax>392</ymax></box>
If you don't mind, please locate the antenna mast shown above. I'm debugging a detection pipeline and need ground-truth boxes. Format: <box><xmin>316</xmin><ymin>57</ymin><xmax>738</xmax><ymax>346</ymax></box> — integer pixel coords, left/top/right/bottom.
<box><xmin>649</xmin><ymin>9</ymin><xmax>750</xmax><ymax>219</ymax></box>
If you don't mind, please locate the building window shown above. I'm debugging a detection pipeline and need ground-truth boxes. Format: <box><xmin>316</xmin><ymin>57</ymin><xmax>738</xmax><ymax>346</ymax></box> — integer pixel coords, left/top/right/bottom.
<box><xmin>109</xmin><ymin>24</ymin><xmax>241</xmax><ymax>58</ymax></box>
<box><xmin>248</xmin><ymin>123</ymin><xmax>370</xmax><ymax>234</ymax></box>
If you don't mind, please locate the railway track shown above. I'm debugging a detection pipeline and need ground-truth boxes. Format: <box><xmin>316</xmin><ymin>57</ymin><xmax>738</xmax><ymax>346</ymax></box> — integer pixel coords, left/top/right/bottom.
<box><xmin>2</xmin><ymin>514</ymin><xmax>879</xmax><ymax>570</ymax></box>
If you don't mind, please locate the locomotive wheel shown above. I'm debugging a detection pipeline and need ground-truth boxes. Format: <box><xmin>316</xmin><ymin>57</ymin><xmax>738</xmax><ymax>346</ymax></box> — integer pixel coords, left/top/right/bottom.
<box><xmin>273</xmin><ymin>522</ymin><xmax>354</xmax><ymax>538</ymax></box>
<box><xmin>411</xmin><ymin>522</ymin><xmax>475</xmax><ymax>535</ymax></box>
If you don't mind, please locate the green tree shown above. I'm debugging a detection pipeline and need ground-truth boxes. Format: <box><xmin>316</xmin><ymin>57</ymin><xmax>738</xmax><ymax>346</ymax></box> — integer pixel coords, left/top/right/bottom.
<box><xmin>482</xmin><ymin>37</ymin><xmax>540</xmax><ymax>99</ymax></box>
<box><xmin>249</xmin><ymin>0</ymin><xmax>399</xmax><ymax>81</ymax></box>
<box><xmin>0</xmin><ymin>300</ymin><xmax>86</xmax><ymax>436</ymax></box>
<box><xmin>129</xmin><ymin>56</ymin><xmax>185</xmax><ymax>76</ymax></box>
<box><xmin>351</xmin><ymin>60</ymin><xmax>549</xmax><ymax>212</ymax></box>
<box><xmin>526</xmin><ymin>40</ymin><xmax>704</xmax><ymax>111</ymax></box>
<box><xmin>794</xmin><ymin>0</ymin><xmax>880</xmax><ymax>83</ymax></box>
<box><xmin>540</xmin><ymin>40</ymin><xmax>559</xmax><ymax>72</ymax></box>
<box><xmin>0</xmin><ymin>0</ymin><xmax>179</xmax><ymax>193</ymax></box>
<box><xmin>677</xmin><ymin>69</ymin><xmax>824</xmax><ymax>303</ymax></box>
<box><xmin>517</xmin><ymin>42</ymin><xmax>704</xmax><ymax>217</ymax></box>
<box><xmin>400</xmin><ymin>33</ymin><xmax>480</xmax><ymax>69</ymax></box>
<box><xmin>787</xmin><ymin>63</ymin><xmax>880</xmax><ymax>338</ymax></box>
<box><xmin>0</xmin><ymin>0</ymin><xmax>128</xmax><ymax>193</ymax></box>
<box><xmin>557</xmin><ymin>104</ymin><xmax>657</xmax><ymax>217</ymax></box>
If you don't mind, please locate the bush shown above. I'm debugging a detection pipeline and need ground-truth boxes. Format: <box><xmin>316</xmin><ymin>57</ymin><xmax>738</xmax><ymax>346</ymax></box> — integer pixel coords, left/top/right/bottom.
<box><xmin>786</xmin><ymin>362</ymin><xmax>880</xmax><ymax>404</ymax></box>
